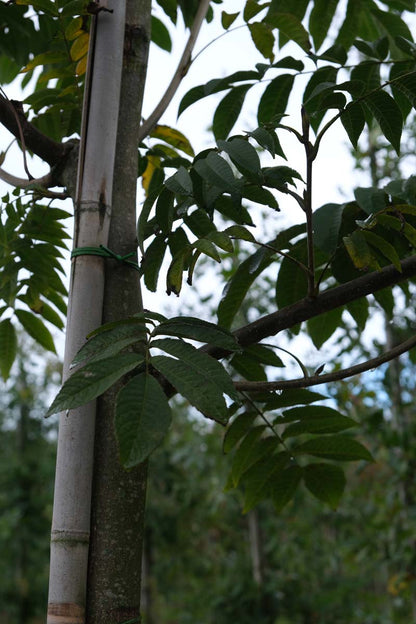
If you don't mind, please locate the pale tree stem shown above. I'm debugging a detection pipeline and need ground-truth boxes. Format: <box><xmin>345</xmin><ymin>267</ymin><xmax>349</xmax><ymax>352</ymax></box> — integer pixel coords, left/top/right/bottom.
<box><xmin>47</xmin><ymin>1</ymin><xmax>127</xmax><ymax>622</ymax></box>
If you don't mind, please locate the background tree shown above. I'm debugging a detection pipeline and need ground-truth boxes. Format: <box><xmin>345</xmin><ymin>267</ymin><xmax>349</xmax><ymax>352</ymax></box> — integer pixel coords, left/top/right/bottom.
<box><xmin>2</xmin><ymin>1</ymin><xmax>416</xmax><ymax>622</ymax></box>
<box><xmin>0</xmin><ymin>343</ymin><xmax>59</xmax><ymax>624</ymax></box>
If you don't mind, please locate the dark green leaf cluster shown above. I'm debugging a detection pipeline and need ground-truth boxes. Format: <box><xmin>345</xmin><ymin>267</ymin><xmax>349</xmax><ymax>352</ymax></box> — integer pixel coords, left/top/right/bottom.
<box><xmin>0</xmin><ymin>194</ymin><xmax>70</xmax><ymax>378</ymax></box>
<box><xmin>138</xmin><ymin>131</ymin><xmax>302</xmax><ymax>296</ymax></box>
<box><xmin>47</xmin><ymin>312</ymin><xmax>241</xmax><ymax>467</ymax></box>
<box><xmin>223</xmin><ymin>388</ymin><xmax>373</xmax><ymax>513</ymax></box>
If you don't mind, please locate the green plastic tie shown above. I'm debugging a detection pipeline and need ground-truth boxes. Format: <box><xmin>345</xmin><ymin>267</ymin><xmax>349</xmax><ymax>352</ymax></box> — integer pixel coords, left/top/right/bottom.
<box><xmin>71</xmin><ymin>245</ymin><xmax>140</xmax><ymax>272</ymax></box>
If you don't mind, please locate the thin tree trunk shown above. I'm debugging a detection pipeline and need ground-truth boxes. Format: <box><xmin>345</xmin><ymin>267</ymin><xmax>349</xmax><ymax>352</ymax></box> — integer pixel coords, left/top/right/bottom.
<box><xmin>86</xmin><ymin>1</ymin><xmax>151</xmax><ymax>621</ymax></box>
<box><xmin>47</xmin><ymin>2</ymin><xmax>127</xmax><ymax>621</ymax></box>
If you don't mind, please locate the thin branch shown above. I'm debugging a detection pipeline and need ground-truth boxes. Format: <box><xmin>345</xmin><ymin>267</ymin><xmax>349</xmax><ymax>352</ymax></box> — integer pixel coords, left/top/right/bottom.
<box><xmin>201</xmin><ymin>254</ymin><xmax>416</xmax><ymax>361</ymax></box>
<box><xmin>0</xmin><ymin>94</ymin><xmax>70</xmax><ymax>166</ymax></box>
<box><xmin>234</xmin><ymin>333</ymin><xmax>416</xmax><ymax>391</ymax></box>
<box><xmin>0</xmin><ymin>167</ymin><xmax>54</xmax><ymax>189</ymax></box>
<box><xmin>0</xmin><ymin>87</ymin><xmax>33</xmax><ymax>179</ymax></box>
<box><xmin>137</xmin><ymin>0</ymin><xmax>211</xmax><ymax>142</ymax></box>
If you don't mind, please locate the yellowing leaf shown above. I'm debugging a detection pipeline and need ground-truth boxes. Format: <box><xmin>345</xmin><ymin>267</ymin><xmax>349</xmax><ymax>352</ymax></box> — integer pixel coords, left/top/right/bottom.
<box><xmin>65</xmin><ymin>16</ymin><xmax>84</xmax><ymax>41</ymax></box>
<box><xmin>21</xmin><ymin>51</ymin><xmax>67</xmax><ymax>73</ymax></box>
<box><xmin>76</xmin><ymin>55</ymin><xmax>88</xmax><ymax>76</ymax></box>
<box><xmin>70</xmin><ymin>31</ymin><xmax>89</xmax><ymax>62</ymax></box>
<box><xmin>150</xmin><ymin>125</ymin><xmax>195</xmax><ymax>157</ymax></box>
<box><xmin>141</xmin><ymin>155</ymin><xmax>160</xmax><ymax>195</ymax></box>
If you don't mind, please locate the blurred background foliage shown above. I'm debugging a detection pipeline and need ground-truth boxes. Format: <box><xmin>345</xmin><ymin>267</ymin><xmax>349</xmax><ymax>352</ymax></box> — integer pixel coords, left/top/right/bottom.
<box><xmin>1</xmin><ymin>327</ymin><xmax>416</xmax><ymax>623</ymax></box>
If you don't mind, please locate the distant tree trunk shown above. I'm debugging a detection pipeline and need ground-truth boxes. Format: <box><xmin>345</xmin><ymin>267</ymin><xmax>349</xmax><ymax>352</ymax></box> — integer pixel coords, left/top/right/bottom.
<box><xmin>248</xmin><ymin>509</ymin><xmax>264</xmax><ymax>586</ymax></box>
<box><xmin>17</xmin><ymin>393</ymin><xmax>30</xmax><ymax>624</ymax></box>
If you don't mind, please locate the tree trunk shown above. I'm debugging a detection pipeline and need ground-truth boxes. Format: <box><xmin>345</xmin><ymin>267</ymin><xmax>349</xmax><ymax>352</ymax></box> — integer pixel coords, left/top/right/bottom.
<box><xmin>86</xmin><ymin>1</ymin><xmax>151</xmax><ymax>622</ymax></box>
<box><xmin>47</xmin><ymin>1</ymin><xmax>130</xmax><ymax>621</ymax></box>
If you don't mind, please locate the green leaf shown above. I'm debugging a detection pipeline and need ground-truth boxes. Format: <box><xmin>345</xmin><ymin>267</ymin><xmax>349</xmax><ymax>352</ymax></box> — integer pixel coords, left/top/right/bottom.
<box><xmin>15</xmin><ymin>309</ymin><xmax>56</xmax><ymax>353</ymax></box>
<box><xmin>304</xmin><ymin>462</ymin><xmax>346</xmax><ymax>508</ymax></box>
<box><xmin>272</xmin><ymin>56</ymin><xmax>304</xmax><ymax>71</ymax></box>
<box><xmin>213</xmin><ymin>84</ymin><xmax>252</xmax><ymax>140</ymax></box>
<box><xmin>346</xmin><ymin>297</ymin><xmax>369</xmax><ymax>331</ymax></box>
<box><xmin>142</xmin><ymin>235</ymin><xmax>167</xmax><ymax>292</ymax></box>
<box><xmin>193</xmin><ymin>151</ymin><xmax>241</xmax><ymax>194</ymax></box>
<box><xmin>151</xmin><ymin>352</ymin><xmax>229</xmax><ymax>423</ymax></box>
<box><xmin>262</xmin><ymin>166</ymin><xmax>303</xmax><ymax>188</ymax></box>
<box><xmin>248</xmin><ymin>21</ymin><xmax>275</xmax><ymax>61</ymax></box>
<box><xmin>243</xmin><ymin>344</ymin><xmax>284</xmax><ymax>368</ymax></box>
<box><xmin>313</xmin><ymin>203</ymin><xmax>344</xmax><ymax>255</ymax></box>
<box><xmin>242</xmin><ymin>451</ymin><xmax>290</xmax><ymax>512</ymax></box>
<box><xmin>272</xmin><ymin>465</ymin><xmax>303</xmax><ymax>512</ymax></box>
<box><xmin>152</xmin><ymin>316</ymin><xmax>240</xmax><ymax>352</ymax></box>
<box><xmin>340</xmin><ymin>101</ymin><xmax>365</xmax><ymax>149</ymax></box>
<box><xmin>244</xmin><ymin>0</ymin><xmax>267</xmax><ymax>21</ymax></box>
<box><xmin>115</xmin><ymin>373</ymin><xmax>171</xmax><ymax>468</ymax></box>
<box><xmin>151</xmin><ymin>15</ymin><xmax>172</xmax><ymax>51</ymax></box>
<box><xmin>343</xmin><ymin>230</ymin><xmax>375</xmax><ymax>270</ymax></box>
<box><xmin>364</xmin><ymin>90</ymin><xmax>403</xmax><ymax>155</ymax></box>
<box><xmin>46</xmin><ymin>353</ymin><xmax>142</xmax><ymax>416</ymax></box>
<box><xmin>166</xmin><ymin>248</ymin><xmax>189</xmax><ymax>296</ymax></box>
<box><xmin>232</xmin><ymin>429</ymin><xmax>279</xmax><ymax>485</ymax></box>
<box><xmin>293</xmin><ymin>435</ymin><xmax>374</xmax><ymax>462</ymax></box>
<box><xmin>71</xmin><ymin>321</ymin><xmax>146</xmax><ymax>367</ymax></box>
<box><xmin>307</xmin><ymin>307</ymin><xmax>343</xmax><ymax>349</ymax></box>
<box><xmin>266</xmin><ymin>13</ymin><xmax>311</xmax><ymax>51</ymax></box>
<box><xmin>263</xmin><ymin>389</ymin><xmax>327</xmax><ymax>410</ymax></box>
<box><xmin>363</xmin><ymin>230</ymin><xmax>402</xmax><ymax>271</ymax></box>
<box><xmin>151</xmin><ymin>337</ymin><xmax>238</xmax><ymax>400</ymax></box>
<box><xmin>224</xmin><ymin>225</ymin><xmax>256</xmax><ymax>242</ymax></box>
<box><xmin>217</xmin><ymin>138</ymin><xmax>261</xmax><ymax>178</ymax></box>
<box><xmin>192</xmin><ymin>238</ymin><xmax>221</xmax><ymax>262</ymax></box>
<box><xmin>164</xmin><ymin>166</ymin><xmax>193</xmax><ymax>195</ymax></box>
<box><xmin>275</xmin><ymin>243</ymin><xmax>308</xmax><ymax>309</ymax></box>
<box><xmin>354</xmin><ymin>186</ymin><xmax>388</xmax><ymax>215</ymax></box>
<box><xmin>223</xmin><ymin>411</ymin><xmax>257</xmax><ymax>453</ymax></box>
<box><xmin>221</xmin><ymin>11</ymin><xmax>239</xmax><ymax>29</ymax></box>
<box><xmin>0</xmin><ymin>318</ymin><xmax>17</xmax><ymax>380</ymax></box>
<box><xmin>319</xmin><ymin>43</ymin><xmax>348</xmax><ymax>65</ymax></box>
<box><xmin>218</xmin><ymin>249</ymin><xmax>272</xmax><ymax>329</ymax></box>
<box><xmin>230</xmin><ymin>351</ymin><xmax>267</xmax><ymax>382</ymax></box>
<box><xmin>309</xmin><ymin>0</ymin><xmax>338</xmax><ymax>50</ymax></box>
<box><xmin>281</xmin><ymin>406</ymin><xmax>357</xmax><ymax>438</ymax></box>
<box><xmin>257</xmin><ymin>73</ymin><xmax>294</xmax><ymax>125</ymax></box>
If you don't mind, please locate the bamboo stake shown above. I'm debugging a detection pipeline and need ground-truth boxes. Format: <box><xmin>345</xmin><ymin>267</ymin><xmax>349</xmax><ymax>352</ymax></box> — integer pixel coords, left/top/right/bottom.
<box><xmin>47</xmin><ymin>2</ymin><xmax>126</xmax><ymax>622</ymax></box>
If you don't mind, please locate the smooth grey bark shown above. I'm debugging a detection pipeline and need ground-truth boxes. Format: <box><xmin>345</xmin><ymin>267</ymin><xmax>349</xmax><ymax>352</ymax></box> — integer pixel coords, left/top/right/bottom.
<box><xmin>47</xmin><ymin>2</ymin><xmax>127</xmax><ymax>622</ymax></box>
<box><xmin>86</xmin><ymin>1</ymin><xmax>151</xmax><ymax>621</ymax></box>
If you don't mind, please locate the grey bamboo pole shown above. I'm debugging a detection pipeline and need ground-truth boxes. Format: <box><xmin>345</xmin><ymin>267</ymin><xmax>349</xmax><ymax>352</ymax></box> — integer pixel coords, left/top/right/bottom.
<box><xmin>47</xmin><ymin>2</ymin><xmax>127</xmax><ymax>622</ymax></box>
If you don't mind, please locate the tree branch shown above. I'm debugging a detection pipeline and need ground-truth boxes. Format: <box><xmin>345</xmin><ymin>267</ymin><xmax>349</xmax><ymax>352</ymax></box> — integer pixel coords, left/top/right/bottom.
<box><xmin>0</xmin><ymin>94</ymin><xmax>69</xmax><ymax>166</ymax></box>
<box><xmin>234</xmin><ymin>334</ymin><xmax>416</xmax><ymax>391</ymax></box>
<box><xmin>0</xmin><ymin>166</ymin><xmax>54</xmax><ymax>189</ymax></box>
<box><xmin>202</xmin><ymin>254</ymin><xmax>416</xmax><ymax>360</ymax></box>
<box><xmin>137</xmin><ymin>0</ymin><xmax>211</xmax><ymax>142</ymax></box>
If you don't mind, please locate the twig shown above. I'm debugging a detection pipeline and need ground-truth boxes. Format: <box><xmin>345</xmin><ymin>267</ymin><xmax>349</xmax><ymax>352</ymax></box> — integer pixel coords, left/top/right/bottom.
<box><xmin>137</xmin><ymin>0</ymin><xmax>211</xmax><ymax>142</ymax></box>
<box><xmin>234</xmin><ymin>334</ymin><xmax>416</xmax><ymax>391</ymax></box>
<box><xmin>0</xmin><ymin>87</ymin><xmax>33</xmax><ymax>180</ymax></box>
<box><xmin>0</xmin><ymin>166</ymin><xmax>54</xmax><ymax>189</ymax></box>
